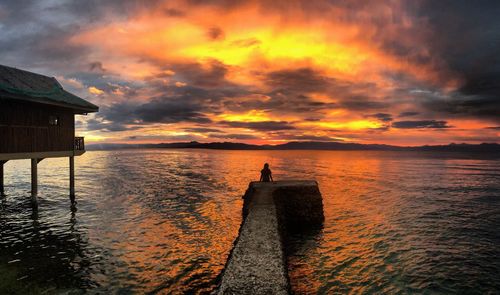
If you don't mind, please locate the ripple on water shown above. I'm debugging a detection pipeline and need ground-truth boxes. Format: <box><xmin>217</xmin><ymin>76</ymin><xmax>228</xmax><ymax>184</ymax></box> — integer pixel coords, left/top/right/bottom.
<box><xmin>1</xmin><ymin>150</ymin><xmax>500</xmax><ymax>293</ymax></box>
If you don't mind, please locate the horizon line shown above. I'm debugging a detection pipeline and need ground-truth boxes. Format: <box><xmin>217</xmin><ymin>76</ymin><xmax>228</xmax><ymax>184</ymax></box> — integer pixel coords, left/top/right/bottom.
<box><xmin>86</xmin><ymin>140</ymin><xmax>500</xmax><ymax>149</ymax></box>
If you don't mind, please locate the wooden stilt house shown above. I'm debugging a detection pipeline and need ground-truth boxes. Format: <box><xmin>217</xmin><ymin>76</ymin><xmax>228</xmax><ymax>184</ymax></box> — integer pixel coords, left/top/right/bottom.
<box><xmin>0</xmin><ymin>64</ymin><xmax>99</xmax><ymax>204</ymax></box>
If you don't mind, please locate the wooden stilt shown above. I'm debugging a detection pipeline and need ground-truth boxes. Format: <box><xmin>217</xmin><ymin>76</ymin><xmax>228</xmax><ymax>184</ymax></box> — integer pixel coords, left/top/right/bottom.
<box><xmin>31</xmin><ymin>158</ymin><xmax>38</xmax><ymax>196</ymax></box>
<box><xmin>0</xmin><ymin>160</ymin><xmax>6</xmax><ymax>196</ymax></box>
<box><xmin>31</xmin><ymin>158</ymin><xmax>38</xmax><ymax>205</ymax></box>
<box><xmin>69</xmin><ymin>156</ymin><xmax>75</xmax><ymax>204</ymax></box>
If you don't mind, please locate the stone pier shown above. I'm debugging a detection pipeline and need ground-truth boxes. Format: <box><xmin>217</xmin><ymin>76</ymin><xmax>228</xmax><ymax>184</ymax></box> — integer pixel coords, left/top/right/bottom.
<box><xmin>217</xmin><ymin>180</ymin><xmax>324</xmax><ymax>294</ymax></box>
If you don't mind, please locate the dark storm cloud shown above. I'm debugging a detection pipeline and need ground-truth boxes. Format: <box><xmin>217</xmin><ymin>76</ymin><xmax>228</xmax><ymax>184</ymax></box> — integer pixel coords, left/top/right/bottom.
<box><xmin>127</xmin><ymin>134</ymin><xmax>199</xmax><ymax>142</ymax></box>
<box><xmin>417</xmin><ymin>1</ymin><xmax>500</xmax><ymax>73</ymax></box>
<box><xmin>413</xmin><ymin>1</ymin><xmax>500</xmax><ymax>119</ymax></box>
<box><xmin>220</xmin><ymin>121</ymin><xmax>296</xmax><ymax>131</ymax></box>
<box><xmin>422</xmin><ymin>95</ymin><xmax>500</xmax><ymax>123</ymax></box>
<box><xmin>459</xmin><ymin>73</ymin><xmax>500</xmax><ymax>98</ymax></box>
<box><xmin>265</xmin><ymin>68</ymin><xmax>331</xmax><ymax>93</ymax></box>
<box><xmin>91</xmin><ymin>100</ymin><xmax>211</xmax><ymax>131</ymax></box>
<box><xmin>339</xmin><ymin>95</ymin><xmax>388</xmax><ymax>111</ymax></box>
<box><xmin>398</xmin><ymin>111</ymin><xmax>419</xmax><ymax>117</ymax></box>
<box><xmin>277</xmin><ymin>99</ymin><xmax>337</xmax><ymax>113</ymax></box>
<box><xmin>260</xmin><ymin>67</ymin><xmax>384</xmax><ymax>114</ymax></box>
<box><xmin>184</xmin><ymin>127</ymin><xmax>222</xmax><ymax>133</ymax></box>
<box><xmin>367</xmin><ymin>113</ymin><xmax>393</xmax><ymax>122</ymax></box>
<box><xmin>92</xmin><ymin>86</ymin><xmax>220</xmax><ymax>130</ymax></box>
<box><xmin>166</xmin><ymin>61</ymin><xmax>231</xmax><ymax>88</ymax></box>
<box><xmin>144</xmin><ymin>61</ymin><xmax>251</xmax><ymax>104</ymax></box>
<box><xmin>105</xmin><ymin>96</ymin><xmax>211</xmax><ymax>125</ymax></box>
<box><xmin>287</xmin><ymin>135</ymin><xmax>343</xmax><ymax>142</ymax></box>
<box><xmin>220</xmin><ymin>66</ymin><xmax>339</xmax><ymax>113</ymax></box>
<box><xmin>209</xmin><ymin>133</ymin><xmax>259</xmax><ymax>140</ymax></box>
<box><xmin>221</xmin><ymin>92</ymin><xmax>336</xmax><ymax>116</ymax></box>
<box><xmin>267</xmin><ymin>69</ymin><xmax>380</xmax><ymax>109</ymax></box>
<box><xmin>87</xmin><ymin>59</ymin><xmax>256</xmax><ymax>131</ymax></box>
<box><xmin>135</xmin><ymin>99</ymin><xmax>212</xmax><ymax>124</ymax></box>
<box><xmin>392</xmin><ymin>120</ymin><xmax>450</xmax><ymax>129</ymax></box>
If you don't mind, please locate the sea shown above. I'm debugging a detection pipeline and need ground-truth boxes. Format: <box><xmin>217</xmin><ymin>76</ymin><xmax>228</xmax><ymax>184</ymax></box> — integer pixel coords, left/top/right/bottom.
<box><xmin>1</xmin><ymin>149</ymin><xmax>499</xmax><ymax>294</ymax></box>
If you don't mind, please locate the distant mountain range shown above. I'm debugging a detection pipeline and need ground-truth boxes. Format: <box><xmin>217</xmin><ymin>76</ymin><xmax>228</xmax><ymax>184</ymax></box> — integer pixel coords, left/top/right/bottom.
<box><xmin>87</xmin><ymin>141</ymin><xmax>500</xmax><ymax>152</ymax></box>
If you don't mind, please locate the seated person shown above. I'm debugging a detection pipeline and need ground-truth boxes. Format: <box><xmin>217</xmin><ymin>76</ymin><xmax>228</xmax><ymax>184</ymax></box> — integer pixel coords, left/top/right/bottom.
<box><xmin>260</xmin><ymin>163</ymin><xmax>273</xmax><ymax>182</ymax></box>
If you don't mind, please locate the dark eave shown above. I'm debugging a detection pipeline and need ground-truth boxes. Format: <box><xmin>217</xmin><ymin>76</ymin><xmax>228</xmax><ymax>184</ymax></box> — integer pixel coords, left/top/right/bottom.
<box><xmin>0</xmin><ymin>64</ymin><xmax>99</xmax><ymax>114</ymax></box>
<box><xmin>0</xmin><ymin>90</ymin><xmax>98</xmax><ymax>114</ymax></box>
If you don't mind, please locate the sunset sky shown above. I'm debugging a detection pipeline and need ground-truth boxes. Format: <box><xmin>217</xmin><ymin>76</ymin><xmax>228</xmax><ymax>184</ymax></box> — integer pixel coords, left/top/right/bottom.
<box><xmin>1</xmin><ymin>0</ymin><xmax>499</xmax><ymax>145</ymax></box>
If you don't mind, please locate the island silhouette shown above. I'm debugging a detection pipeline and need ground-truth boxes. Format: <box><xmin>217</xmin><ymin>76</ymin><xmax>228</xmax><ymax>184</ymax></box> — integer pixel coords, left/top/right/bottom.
<box><xmin>87</xmin><ymin>141</ymin><xmax>500</xmax><ymax>153</ymax></box>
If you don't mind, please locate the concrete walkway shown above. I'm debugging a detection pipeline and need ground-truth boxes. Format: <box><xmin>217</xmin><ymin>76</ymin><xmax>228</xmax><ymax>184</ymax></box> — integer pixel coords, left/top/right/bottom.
<box><xmin>217</xmin><ymin>180</ymin><xmax>323</xmax><ymax>295</ymax></box>
<box><xmin>217</xmin><ymin>185</ymin><xmax>288</xmax><ymax>294</ymax></box>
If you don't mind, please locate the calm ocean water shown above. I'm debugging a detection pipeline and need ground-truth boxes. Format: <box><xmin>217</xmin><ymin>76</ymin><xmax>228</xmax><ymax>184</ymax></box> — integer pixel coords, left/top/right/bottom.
<box><xmin>1</xmin><ymin>149</ymin><xmax>499</xmax><ymax>294</ymax></box>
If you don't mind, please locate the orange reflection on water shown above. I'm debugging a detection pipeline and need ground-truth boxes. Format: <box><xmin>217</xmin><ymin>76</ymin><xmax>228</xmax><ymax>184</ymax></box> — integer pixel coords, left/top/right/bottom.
<box><xmin>3</xmin><ymin>150</ymin><xmax>498</xmax><ymax>293</ymax></box>
<box><xmin>288</xmin><ymin>152</ymin><xmax>422</xmax><ymax>293</ymax></box>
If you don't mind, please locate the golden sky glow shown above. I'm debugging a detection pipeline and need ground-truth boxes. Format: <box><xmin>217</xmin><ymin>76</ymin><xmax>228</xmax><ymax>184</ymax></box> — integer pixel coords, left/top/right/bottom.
<box><xmin>2</xmin><ymin>0</ymin><xmax>498</xmax><ymax>145</ymax></box>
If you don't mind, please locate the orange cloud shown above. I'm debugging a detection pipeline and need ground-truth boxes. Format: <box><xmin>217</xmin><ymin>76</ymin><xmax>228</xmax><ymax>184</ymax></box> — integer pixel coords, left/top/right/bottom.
<box><xmin>66</xmin><ymin>0</ymin><xmax>498</xmax><ymax>145</ymax></box>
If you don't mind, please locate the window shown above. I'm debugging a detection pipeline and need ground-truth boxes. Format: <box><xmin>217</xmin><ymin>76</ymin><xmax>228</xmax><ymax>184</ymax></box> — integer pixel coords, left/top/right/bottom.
<box><xmin>49</xmin><ymin>116</ymin><xmax>59</xmax><ymax>126</ymax></box>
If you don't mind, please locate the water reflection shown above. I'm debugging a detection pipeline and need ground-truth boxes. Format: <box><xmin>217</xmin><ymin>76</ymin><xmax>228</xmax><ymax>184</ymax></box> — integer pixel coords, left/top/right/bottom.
<box><xmin>0</xmin><ymin>196</ymin><xmax>91</xmax><ymax>293</ymax></box>
<box><xmin>1</xmin><ymin>150</ymin><xmax>251</xmax><ymax>293</ymax></box>
<box><xmin>1</xmin><ymin>150</ymin><xmax>499</xmax><ymax>293</ymax></box>
<box><xmin>285</xmin><ymin>226</ymin><xmax>325</xmax><ymax>292</ymax></box>
<box><xmin>286</xmin><ymin>152</ymin><xmax>500</xmax><ymax>294</ymax></box>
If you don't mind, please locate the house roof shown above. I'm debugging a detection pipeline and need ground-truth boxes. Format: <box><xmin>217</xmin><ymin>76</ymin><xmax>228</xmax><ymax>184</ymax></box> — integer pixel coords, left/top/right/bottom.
<box><xmin>0</xmin><ymin>64</ymin><xmax>98</xmax><ymax>113</ymax></box>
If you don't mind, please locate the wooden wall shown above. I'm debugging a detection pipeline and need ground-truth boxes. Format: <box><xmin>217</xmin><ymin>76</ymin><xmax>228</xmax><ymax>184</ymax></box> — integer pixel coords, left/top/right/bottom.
<box><xmin>0</xmin><ymin>100</ymin><xmax>75</xmax><ymax>153</ymax></box>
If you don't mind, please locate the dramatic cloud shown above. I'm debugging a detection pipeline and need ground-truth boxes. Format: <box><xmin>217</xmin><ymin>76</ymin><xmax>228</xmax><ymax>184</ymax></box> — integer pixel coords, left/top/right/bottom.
<box><xmin>220</xmin><ymin>121</ymin><xmax>296</xmax><ymax>131</ymax></box>
<box><xmin>422</xmin><ymin>96</ymin><xmax>500</xmax><ymax>123</ymax></box>
<box><xmin>184</xmin><ymin>127</ymin><xmax>222</xmax><ymax>133</ymax></box>
<box><xmin>1</xmin><ymin>0</ymin><xmax>499</xmax><ymax>145</ymax></box>
<box><xmin>209</xmin><ymin>133</ymin><xmax>259</xmax><ymax>140</ymax></box>
<box><xmin>392</xmin><ymin>120</ymin><xmax>450</xmax><ymax>129</ymax></box>
<box><xmin>265</xmin><ymin>68</ymin><xmax>331</xmax><ymax>93</ymax></box>
<box><xmin>398</xmin><ymin>111</ymin><xmax>419</xmax><ymax>117</ymax></box>
<box><xmin>367</xmin><ymin>113</ymin><xmax>393</xmax><ymax>122</ymax></box>
<box><xmin>287</xmin><ymin>135</ymin><xmax>343</xmax><ymax>142</ymax></box>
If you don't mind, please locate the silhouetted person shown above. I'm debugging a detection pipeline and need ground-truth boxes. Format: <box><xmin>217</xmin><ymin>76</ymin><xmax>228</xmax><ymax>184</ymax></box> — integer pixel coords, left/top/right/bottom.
<box><xmin>260</xmin><ymin>163</ymin><xmax>273</xmax><ymax>182</ymax></box>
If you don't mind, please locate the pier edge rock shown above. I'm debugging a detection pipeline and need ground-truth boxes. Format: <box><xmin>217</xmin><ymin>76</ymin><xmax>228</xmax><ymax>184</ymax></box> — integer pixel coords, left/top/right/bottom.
<box><xmin>273</xmin><ymin>182</ymin><xmax>325</xmax><ymax>229</ymax></box>
<box><xmin>216</xmin><ymin>180</ymin><xmax>324</xmax><ymax>294</ymax></box>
